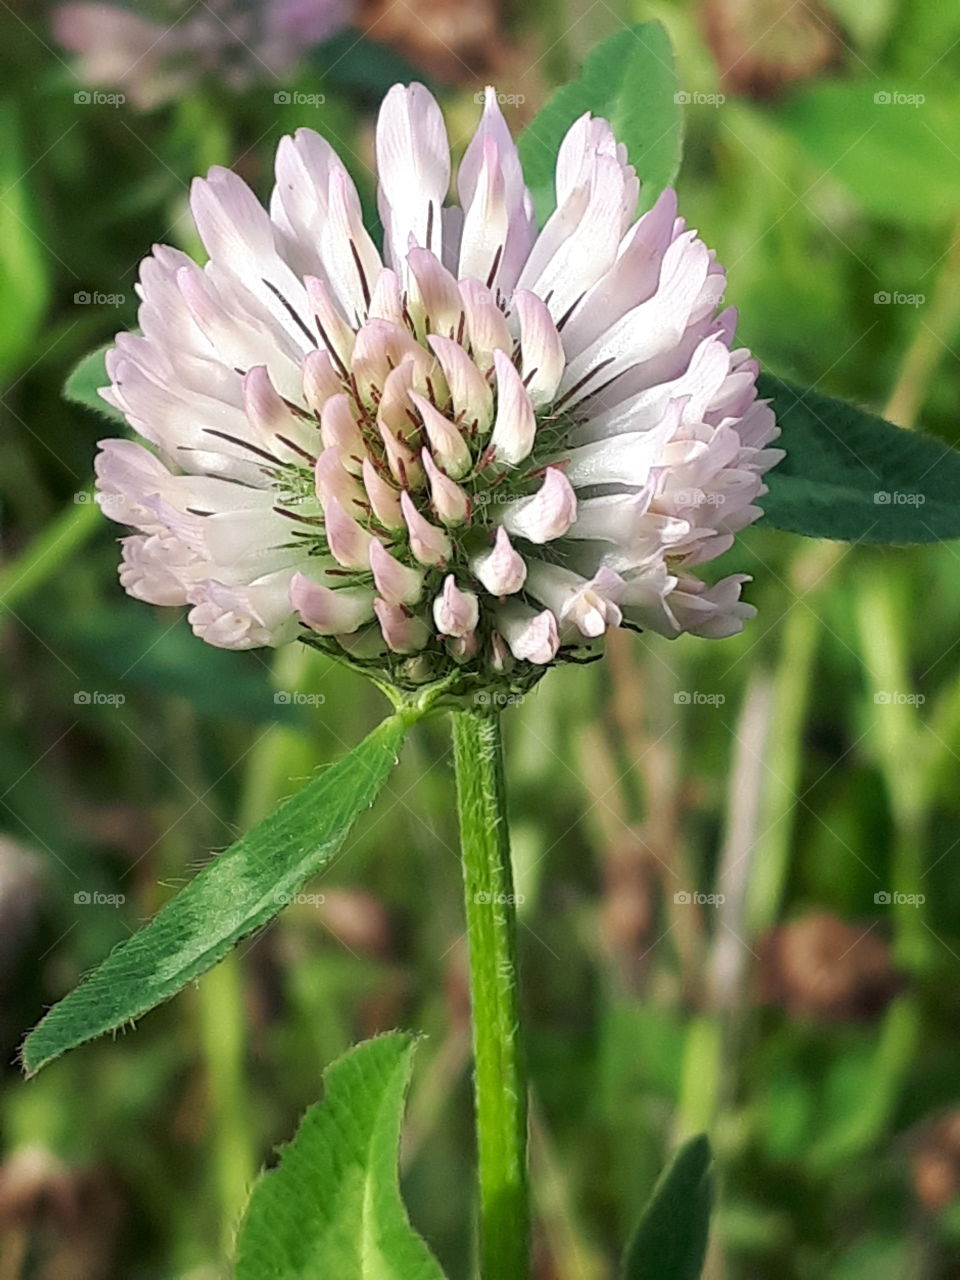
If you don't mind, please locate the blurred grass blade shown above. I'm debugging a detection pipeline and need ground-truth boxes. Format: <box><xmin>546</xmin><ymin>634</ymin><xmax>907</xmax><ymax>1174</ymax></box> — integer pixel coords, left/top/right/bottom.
<box><xmin>621</xmin><ymin>1135</ymin><xmax>712</xmax><ymax>1280</ymax></box>
<box><xmin>518</xmin><ymin>22</ymin><xmax>682</xmax><ymax>223</ymax></box>
<box><xmin>21</xmin><ymin>714</ymin><xmax>412</xmax><ymax>1076</ymax></box>
<box><xmin>235</xmin><ymin>1033</ymin><xmax>446</xmax><ymax>1280</ymax></box>
<box><xmin>64</xmin><ymin>344</ymin><xmax>124</xmax><ymax>425</ymax></box>
<box><xmin>0</xmin><ymin>102</ymin><xmax>50</xmax><ymax>381</ymax></box>
<box><xmin>759</xmin><ymin>374</ymin><xmax>960</xmax><ymax>542</ymax></box>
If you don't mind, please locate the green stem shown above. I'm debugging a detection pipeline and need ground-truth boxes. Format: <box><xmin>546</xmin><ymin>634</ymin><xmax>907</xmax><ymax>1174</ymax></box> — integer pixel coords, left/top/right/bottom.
<box><xmin>451</xmin><ymin>707</ymin><xmax>530</xmax><ymax>1280</ymax></box>
<box><xmin>197</xmin><ymin>952</ymin><xmax>256</xmax><ymax>1253</ymax></box>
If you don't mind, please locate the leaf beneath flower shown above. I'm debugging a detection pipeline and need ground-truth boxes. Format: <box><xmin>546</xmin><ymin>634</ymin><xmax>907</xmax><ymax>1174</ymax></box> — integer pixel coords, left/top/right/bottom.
<box><xmin>21</xmin><ymin>714</ymin><xmax>412</xmax><ymax>1075</ymax></box>
<box><xmin>758</xmin><ymin>374</ymin><xmax>960</xmax><ymax>543</ymax></box>
<box><xmin>235</xmin><ymin>1033</ymin><xmax>446</xmax><ymax>1280</ymax></box>
<box><xmin>64</xmin><ymin>344</ymin><xmax>124</xmax><ymax>426</ymax></box>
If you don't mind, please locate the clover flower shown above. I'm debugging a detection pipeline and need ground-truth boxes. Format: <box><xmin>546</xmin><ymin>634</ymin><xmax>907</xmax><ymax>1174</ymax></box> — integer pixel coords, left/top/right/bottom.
<box><xmin>95</xmin><ymin>84</ymin><xmax>782</xmax><ymax>690</ymax></box>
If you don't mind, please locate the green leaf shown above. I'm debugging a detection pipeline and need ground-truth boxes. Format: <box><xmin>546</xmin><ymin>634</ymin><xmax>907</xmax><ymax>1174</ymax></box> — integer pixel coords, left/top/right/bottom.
<box><xmin>235</xmin><ymin>1033</ymin><xmax>446</xmax><ymax>1280</ymax></box>
<box><xmin>758</xmin><ymin>374</ymin><xmax>960</xmax><ymax>543</ymax></box>
<box><xmin>518</xmin><ymin>22</ymin><xmax>682</xmax><ymax>224</ymax></box>
<box><xmin>21</xmin><ymin>715</ymin><xmax>412</xmax><ymax>1076</ymax></box>
<box><xmin>622</xmin><ymin>1135</ymin><xmax>713</xmax><ymax>1280</ymax></box>
<box><xmin>46</xmin><ymin>601</ymin><xmax>305</xmax><ymax>727</ymax></box>
<box><xmin>64</xmin><ymin>345</ymin><xmax>124</xmax><ymax>425</ymax></box>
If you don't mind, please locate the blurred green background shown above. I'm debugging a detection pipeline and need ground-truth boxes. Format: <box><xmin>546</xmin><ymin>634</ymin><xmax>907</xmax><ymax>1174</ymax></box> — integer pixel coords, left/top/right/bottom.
<box><xmin>2</xmin><ymin>0</ymin><xmax>960</xmax><ymax>1276</ymax></box>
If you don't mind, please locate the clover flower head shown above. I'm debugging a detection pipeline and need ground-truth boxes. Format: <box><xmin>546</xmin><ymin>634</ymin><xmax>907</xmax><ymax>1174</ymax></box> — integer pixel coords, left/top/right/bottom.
<box><xmin>95</xmin><ymin>83</ymin><xmax>782</xmax><ymax>693</ymax></box>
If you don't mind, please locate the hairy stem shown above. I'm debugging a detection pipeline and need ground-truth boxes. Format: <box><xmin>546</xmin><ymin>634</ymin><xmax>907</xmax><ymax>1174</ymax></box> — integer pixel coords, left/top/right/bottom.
<box><xmin>451</xmin><ymin>707</ymin><xmax>529</xmax><ymax>1280</ymax></box>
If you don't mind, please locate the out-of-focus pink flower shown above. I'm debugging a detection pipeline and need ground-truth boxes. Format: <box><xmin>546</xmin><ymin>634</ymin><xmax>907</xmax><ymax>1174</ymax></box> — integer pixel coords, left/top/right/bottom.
<box><xmin>94</xmin><ymin>84</ymin><xmax>781</xmax><ymax>687</ymax></box>
<box><xmin>55</xmin><ymin>0</ymin><xmax>351</xmax><ymax>108</ymax></box>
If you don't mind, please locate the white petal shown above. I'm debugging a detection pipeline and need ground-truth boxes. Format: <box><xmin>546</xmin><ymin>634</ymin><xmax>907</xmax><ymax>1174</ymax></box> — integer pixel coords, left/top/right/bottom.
<box><xmin>428</xmin><ymin>334</ymin><xmax>493</xmax><ymax>429</ymax></box>
<box><xmin>489</xmin><ymin>349</ymin><xmax>535</xmax><ymax>466</ymax></box>
<box><xmin>374</xmin><ymin>598</ymin><xmax>430</xmax><ymax>653</ymax></box>
<box><xmin>322</xmin><ymin>493</ymin><xmax>373</xmax><ymax>568</ymax></box>
<box><xmin>559</xmin><ymin>233</ymin><xmax>711</xmax><ymax>405</ymax></box>
<box><xmin>513</xmin><ymin>290</ymin><xmax>565</xmax><ymax>408</ymax></box>
<box><xmin>190</xmin><ymin>166</ymin><xmax>317</xmax><ymax>352</ymax></box>
<box><xmin>409</xmin><ymin>391</ymin><xmax>472</xmax><ymax>478</ymax></box>
<box><xmin>187</xmin><ymin>570</ymin><xmax>301</xmax><ymax>649</ymax></box>
<box><xmin>496</xmin><ymin>601</ymin><xmax>560</xmax><ymax>664</ymax></box>
<box><xmin>422</xmin><ymin>449</ymin><xmax>469</xmax><ymax>525</ymax></box>
<box><xmin>498</xmin><ymin>467</ymin><xmax>576</xmax><ymax>543</ymax></box>
<box><xmin>524</xmin><ymin>561</ymin><xmax>624</xmax><ymax>637</ymax></box>
<box><xmin>369</xmin><ymin>539</ymin><xmax>423</xmax><ymax>606</ymax></box>
<box><xmin>459</xmin><ymin>278</ymin><xmax>512</xmax><ymax>375</ymax></box>
<box><xmin>376</xmin><ymin>83</ymin><xmax>450</xmax><ymax>268</ymax></box>
<box><xmin>471</xmin><ymin>526</ymin><xmax>527</xmax><ymax>595</ymax></box>
<box><xmin>433</xmin><ymin>575</ymin><xmax>479</xmax><ymax>637</ymax></box>
<box><xmin>400</xmin><ymin>490</ymin><xmax>452</xmax><ymax>566</ymax></box>
<box><xmin>290</xmin><ymin>572</ymin><xmax>375</xmax><ymax>635</ymax></box>
<box><xmin>362</xmin><ymin>458</ymin><xmax>404</xmax><ymax>530</ymax></box>
<box><xmin>406</xmin><ymin>247</ymin><xmax>464</xmax><ymax>341</ymax></box>
<box><xmin>458</xmin><ymin>87</ymin><xmax>536</xmax><ymax>296</ymax></box>
<box><xmin>320</xmin><ymin>167</ymin><xmax>383</xmax><ymax>324</ymax></box>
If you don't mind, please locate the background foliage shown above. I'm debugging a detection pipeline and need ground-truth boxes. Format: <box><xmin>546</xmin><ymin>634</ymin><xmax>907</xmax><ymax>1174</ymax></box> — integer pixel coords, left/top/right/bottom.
<box><xmin>1</xmin><ymin>1</ymin><xmax>959</xmax><ymax>1277</ymax></box>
